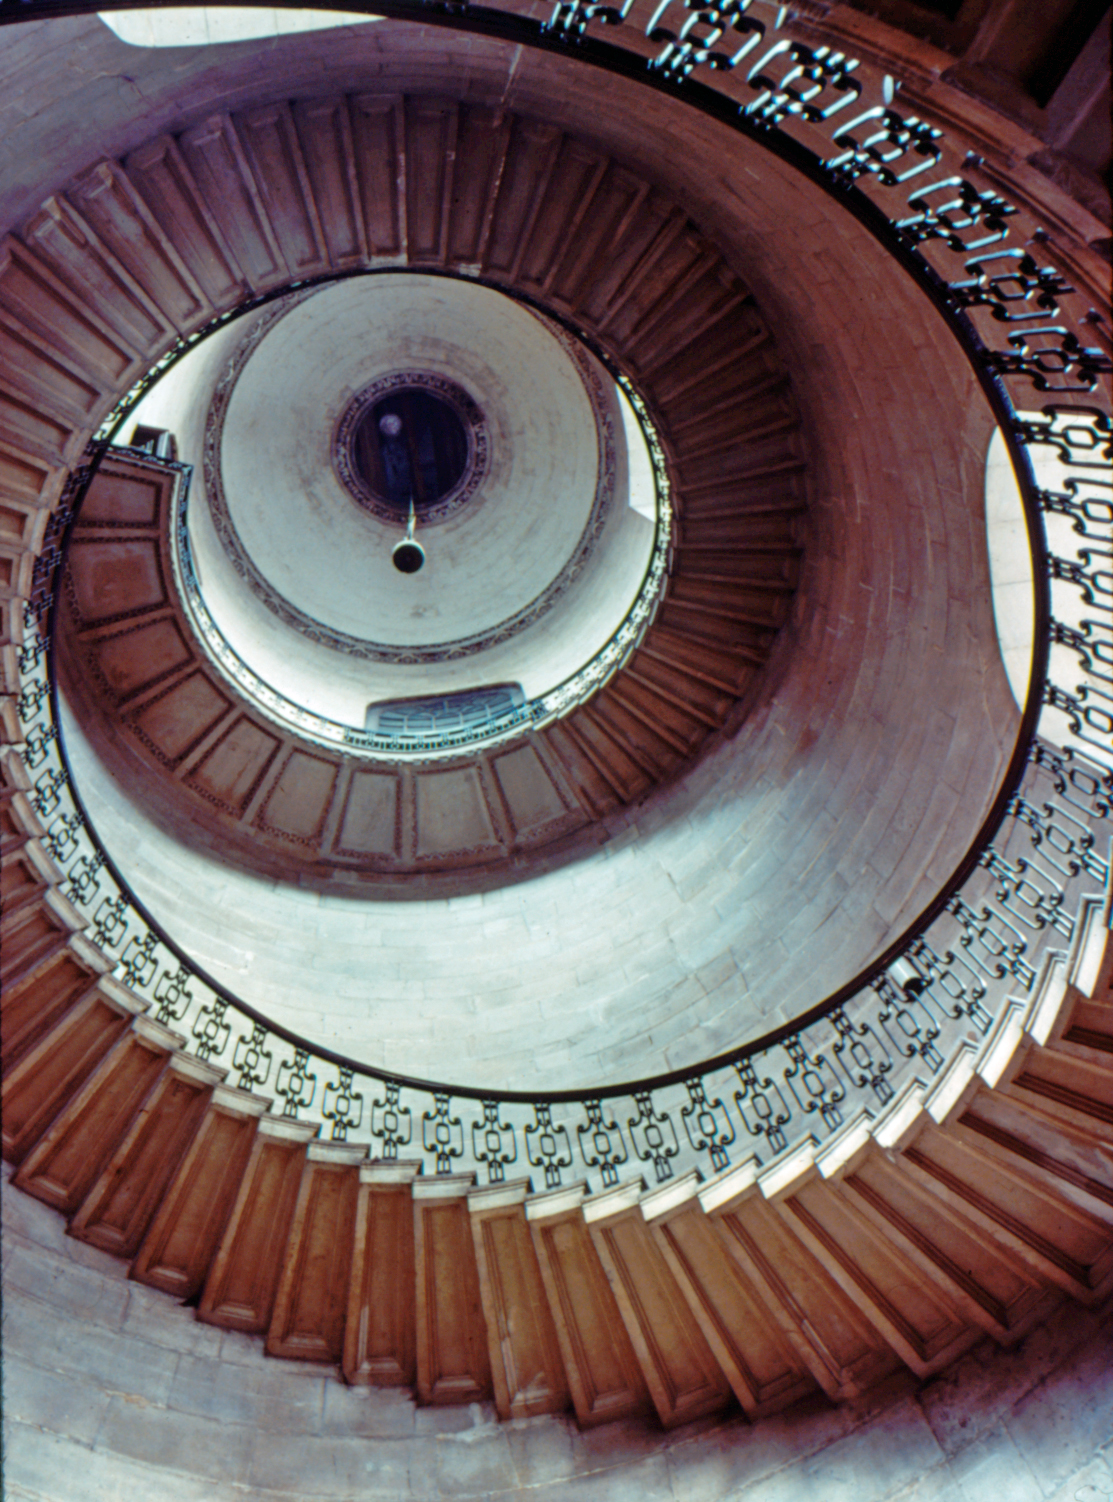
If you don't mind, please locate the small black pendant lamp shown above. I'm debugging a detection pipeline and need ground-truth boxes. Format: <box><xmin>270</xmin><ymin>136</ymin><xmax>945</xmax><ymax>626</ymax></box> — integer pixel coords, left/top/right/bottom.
<box><xmin>392</xmin><ymin>495</ymin><xmax>425</xmax><ymax>574</ymax></box>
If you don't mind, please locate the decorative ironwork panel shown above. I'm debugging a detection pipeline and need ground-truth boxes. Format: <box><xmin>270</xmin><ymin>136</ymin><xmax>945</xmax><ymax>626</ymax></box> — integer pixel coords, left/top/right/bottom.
<box><xmin>153</xmin><ymin>966</ymin><xmax>195</xmax><ymax>1026</ymax></box>
<box><xmin>577</xmin><ymin>1098</ymin><xmax>630</xmax><ymax>1187</ymax></box>
<box><xmin>733</xmin><ymin>1056</ymin><xmax>791</xmax><ymax>1158</ymax></box>
<box><xmin>472</xmin><ymin>1101</ymin><xmax>518</xmax><ymax>1183</ymax></box>
<box><xmin>629</xmin><ymin>1090</ymin><xmax>680</xmax><ymax>1183</ymax></box>
<box><xmin>423</xmin><ymin>1094</ymin><xmax>465</xmax><ymax>1174</ymax></box>
<box><xmin>229</xmin><ymin>1021</ymin><xmax>271</xmax><ymax>1088</ymax></box>
<box><xmin>681</xmin><ymin>1078</ymin><xmax>735</xmax><ymax>1173</ymax></box>
<box><xmin>830</xmin><ymin>1009</ymin><xmax>894</xmax><ymax>1105</ymax></box>
<box><xmin>323</xmin><ymin>1067</ymin><xmax>365</xmax><ymax>1141</ymax></box>
<box><xmin>371</xmin><ymin>1081</ymin><xmax>414</xmax><ymax>1160</ymax></box>
<box><xmin>193</xmin><ymin>999</ymin><xmax>231</xmax><ymax>1064</ymax></box>
<box><xmin>526</xmin><ymin>1104</ymin><xmax>574</xmax><ymax>1190</ymax></box>
<box><xmin>782</xmin><ymin>1034</ymin><xmax>845</xmax><ymax>1134</ymax></box>
<box><xmin>275</xmin><ymin>1048</ymin><xmax>317</xmax><ymax>1118</ymax></box>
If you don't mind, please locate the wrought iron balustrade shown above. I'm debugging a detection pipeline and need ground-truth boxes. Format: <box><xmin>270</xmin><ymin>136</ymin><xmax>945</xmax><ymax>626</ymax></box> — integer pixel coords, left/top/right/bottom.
<box><xmin>15</xmin><ymin>432</ymin><xmax>1111</xmax><ymax>1191</ymax></box>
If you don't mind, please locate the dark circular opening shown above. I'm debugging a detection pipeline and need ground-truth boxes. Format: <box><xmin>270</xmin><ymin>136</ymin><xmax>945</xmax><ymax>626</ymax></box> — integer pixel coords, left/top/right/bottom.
<box><xmin>392</xmin><ymin>540</ymin><xmax>426</xmax><ymax>574</ymax></box>
<box><xmin>353</xmin><ymin>388</ymin><xmax>469</xmax><ymax>515</ymax></box>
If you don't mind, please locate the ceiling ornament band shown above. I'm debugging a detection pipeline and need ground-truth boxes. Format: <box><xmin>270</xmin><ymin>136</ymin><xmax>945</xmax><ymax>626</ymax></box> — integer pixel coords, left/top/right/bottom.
<box><xmin>200</xmin><ymin>280</ymin><xmax>624</xmax><ymax>665</ymax></box>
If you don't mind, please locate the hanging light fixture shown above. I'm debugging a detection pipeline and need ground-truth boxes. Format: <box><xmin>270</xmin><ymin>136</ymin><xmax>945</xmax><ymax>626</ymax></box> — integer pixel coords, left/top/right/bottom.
<box><xmin>392</xmin><ymin>495</ymin><xmax>425</xmax><ymax>574</ymax></box>
<box><xmin>378</xmin><ymin>410</ymin><xmax>425</xmax><ymax>574</ymax></box>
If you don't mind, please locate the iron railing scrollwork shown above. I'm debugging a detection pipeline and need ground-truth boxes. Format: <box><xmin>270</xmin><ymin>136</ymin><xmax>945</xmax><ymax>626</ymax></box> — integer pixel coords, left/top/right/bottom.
<box><xmin>4</xmin><ymin>0</ymin><xmax>1111</xmax><ymax>1196</ymax></box>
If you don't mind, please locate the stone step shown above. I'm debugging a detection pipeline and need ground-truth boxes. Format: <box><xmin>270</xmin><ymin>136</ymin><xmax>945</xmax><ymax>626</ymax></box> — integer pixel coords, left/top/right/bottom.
<box><xmin>412</xmin><ymin>1171</ymin><xmax>493</xmax><ymax>1406</ymax></box>
<box><xmin>267</xmin><ymin>1140</ymin><xmax>365</xmax><ymax>1366</ymax></box>
<box><xmin>131</xmin><ymin>1080</ymin><xmax>272</xmax><ymax>1301</ymax></box>
<box><xmin>68</xmin><ymin>1049</ymin><xmax>225</xmax><ymax>1260</ymax></box>
<box><xmin>12</xmin><ymin>1013</ymin><xmax>187</xmax><ymax>1216</ymax></box>
<box><xmin>0</xmin><ymin>896</ymin><xmax>1110</xmax><ymax>1436</ymax></box>
<box><xmin>1</xmin><ymin>973</ymin><xmax>143</xmax><ymax>1165</ymax></box>
<box><xmin>467</xmin><ymin>1179</ymin><xmax>570</xmax><ymax>1420</ymax></box>
<box><xmin>197</xmin><ymin>1113</ymin><xmax>320</xmax><ymax>1336</ymax></box>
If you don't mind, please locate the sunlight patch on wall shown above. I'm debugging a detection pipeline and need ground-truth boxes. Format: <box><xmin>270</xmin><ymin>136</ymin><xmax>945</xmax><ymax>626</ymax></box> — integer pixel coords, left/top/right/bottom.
<box><xmin>98</xmin><ymin>6</ymin><xmax>380</xmax><ymax>47</ymax></box>
<box><xmin>985</xmin><ymin>425</ymin><xmax>1036</xmax><ymax>713</ymax></box>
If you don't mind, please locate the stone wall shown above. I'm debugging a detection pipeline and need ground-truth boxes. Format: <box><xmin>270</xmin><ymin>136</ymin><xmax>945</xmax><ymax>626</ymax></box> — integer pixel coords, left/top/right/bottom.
<box><xmin>2</xmin><ymin>15</ymin><xmax>1019</xmax><ymax>1094</ymax></box>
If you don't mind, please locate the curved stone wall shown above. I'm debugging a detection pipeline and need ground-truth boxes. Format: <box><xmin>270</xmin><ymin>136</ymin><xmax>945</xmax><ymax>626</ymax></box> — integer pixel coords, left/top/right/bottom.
<box><xmin>0</xmin><ymin>22</ymin><xmax>1020</xmax><ymax>1089</ymax></box>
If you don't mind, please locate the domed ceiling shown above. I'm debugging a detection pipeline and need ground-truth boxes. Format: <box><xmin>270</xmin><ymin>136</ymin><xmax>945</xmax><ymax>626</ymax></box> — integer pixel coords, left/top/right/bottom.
<box><xmin>199</xmin><ymin>275</ymin><xmax>654</xmax><ymax>677</ymax></box>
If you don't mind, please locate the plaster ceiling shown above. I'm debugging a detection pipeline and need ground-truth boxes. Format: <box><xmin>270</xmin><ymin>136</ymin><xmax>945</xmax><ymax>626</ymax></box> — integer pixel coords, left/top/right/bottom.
<box><xmin>208</xmin><ymin>276</ymin><xmax>641</xmax><ymax>649</ymax></box>
<box><xmin>129</xmin><ymin>274</ymin><xmax>659</xmax><ymax>723</ymax></box>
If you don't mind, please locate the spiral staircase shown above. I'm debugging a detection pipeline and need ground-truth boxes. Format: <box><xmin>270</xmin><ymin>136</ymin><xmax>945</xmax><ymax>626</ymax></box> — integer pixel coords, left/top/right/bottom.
<box><xmin>1</xmin><ymin>2</ymin><xmax>1112</xmax><ymax>1499</ymax></box>
<box><xmin>2</xmin><ymin>780</ymin><xmax>1112</xmax><ymax>1433</ymax></box>
<box><xmin>41</xmin><ymin>98</ymin><xmax>806</xmax><ymax>879</ymax></box>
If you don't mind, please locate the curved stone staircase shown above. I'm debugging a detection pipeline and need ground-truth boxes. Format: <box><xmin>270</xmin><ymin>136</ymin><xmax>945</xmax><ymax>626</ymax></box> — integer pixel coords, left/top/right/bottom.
<box><xmin>3</xmin><ymin>777</ymin><xmax>1111</xmax><ymax>1432</ymax></box>
<box><xmin>53</xmin><ymin>437</ymin><xmax>793</xmax><ymax>880</ymax></box>
<box><xmin>1</xmin><ymin>92</ymin><xmax>806</xmax><ymax>880</ymax></box>
<box><xmin>1</xmin><ymin>41</ymin><xmax>1111</xmax><ymax>1472</ymax></box>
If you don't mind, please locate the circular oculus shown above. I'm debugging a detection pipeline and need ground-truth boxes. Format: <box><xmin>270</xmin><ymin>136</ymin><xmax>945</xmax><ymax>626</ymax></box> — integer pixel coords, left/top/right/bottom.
<box><xmin>334</xmin><ymin>372</ymin><xmax>489</xmax><ymax>527</ymax></box>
